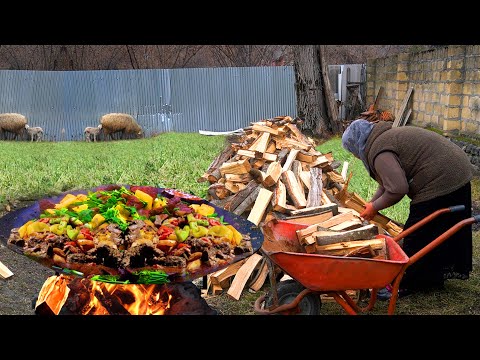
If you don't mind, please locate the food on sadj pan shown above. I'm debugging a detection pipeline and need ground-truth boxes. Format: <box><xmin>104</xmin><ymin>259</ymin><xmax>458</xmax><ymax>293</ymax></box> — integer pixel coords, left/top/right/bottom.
<box><xmin>8</xmin><ymin>185</ymin><xmax>253</xmax><ymax>279</ymax></box>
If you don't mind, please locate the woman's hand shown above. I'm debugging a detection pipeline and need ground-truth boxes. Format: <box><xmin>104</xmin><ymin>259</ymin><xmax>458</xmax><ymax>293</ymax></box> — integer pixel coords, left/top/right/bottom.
<box><xmin>360</xmin><ymin>202</ymin><xmax>378</xmax><ymax>221</ymax></box>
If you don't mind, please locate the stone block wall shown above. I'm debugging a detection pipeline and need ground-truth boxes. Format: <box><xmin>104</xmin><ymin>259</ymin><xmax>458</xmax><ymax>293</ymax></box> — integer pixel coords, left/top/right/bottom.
<box><xmin>366</xmin><ymin>45</ymin><xmax>480</xmax><ymax>138</ymax></box>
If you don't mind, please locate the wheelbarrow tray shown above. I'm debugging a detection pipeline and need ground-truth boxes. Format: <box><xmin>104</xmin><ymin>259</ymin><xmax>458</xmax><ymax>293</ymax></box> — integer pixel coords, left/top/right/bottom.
<box><xmin>262</xmin><ymin>220</ymin><xmax>408</xmax><ymax>292</ymax></box>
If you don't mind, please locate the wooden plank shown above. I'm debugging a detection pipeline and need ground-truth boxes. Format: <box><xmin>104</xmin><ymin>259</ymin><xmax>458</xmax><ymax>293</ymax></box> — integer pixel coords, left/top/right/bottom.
<box><xmin>373</xmin><ymin>86</ymin><xmax>384</xmax><ymax>110</ymax></box>
<box><xmin>0</xmin><ymin>261</ymin><xmax>14</xmax><ymax>279</ymax></box>
<box><xmin>393</xmin><ymin>87</ymin><xmax>413</xmax><ymax>127</ymax></box>
<box><xmin>400</xmin><ymin>108</ymin><xmax>412</xmax><ymax>127</ymax></box>
<box><xmin>227</xmin><ymin>253</ymin><xmax>263</xmax><ymax>300</ymax></box>
<box><xmin>247</xmin><ymin>188</ymin><xmax>273</xmax><ymax>226</ymax></box>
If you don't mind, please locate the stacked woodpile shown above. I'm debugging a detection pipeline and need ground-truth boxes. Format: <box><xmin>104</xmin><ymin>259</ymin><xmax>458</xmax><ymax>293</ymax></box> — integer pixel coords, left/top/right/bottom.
<box><xmin>198</xmin><ymin>115</ymin><xmax>403</xmax><ymax>299</ymax></box>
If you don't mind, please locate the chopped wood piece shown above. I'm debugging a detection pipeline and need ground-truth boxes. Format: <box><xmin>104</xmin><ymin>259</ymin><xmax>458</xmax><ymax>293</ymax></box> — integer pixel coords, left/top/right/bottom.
<box><xmin>233</xmin><ymin>185</ymin><xmax>261</xmax><ymax>216</ymax></box>
<box><xmin>224</xmin><ymin>173</ymin><xmax>252</xmax><ymax>183</ymax></box>
<box><xmin>249</xmin><ymin>260</ymin><xmax>269</xmax><ymax>291</ymax></box>
<box><xmin>265</xmin><ymin>141</ymin><xmax>277</xmax><ymax>154</ymax></box>
<box><xmin>210</xmin><ymin>259</ymin><xmax>247</xmax><ymax>285</ymax></box>
<box><xmin>249</xmin><ymin>168</ymin><xmax>266</xmax><ymax>183</ymax></box>
<box><xmin>285</xmin><ymin>211</ymin><xmax>333</xmax><ymax>225</ymax></box>
<box><xmin>276</xmin><ymin>148</ymin><xmax>290</xmax><ymax>165</ymax></box>
<box><xmin>328</xmin><ymin>219</ymin><xmax>363</xmax><ymax>231</ymax></box>
<box><xmin>315</xmin><ymin>238</ymin><xmax>385</xmax><ymax>257</ymax></box>
<box><xmin>341</xmin><ymin>162</ymin><xmax>349</xmax><ymax>181</ymax></box>
<box><xmin>198</xmin><ymin>144</ymin><xmax>234</xmax><ymax>183</ymax></box>
<box><xmin>252</xmin><ymin>124</ymin><xmax>279</xmax><ymax>135</ymax></box>
<box><xmin>321</xmin><ymin>189</ymin><xmax>333</xmax><ymax>205</ymax></box>
<box><xmin>220</xmin><ymin>158</ymin><xmax>251</xmax><ymax>176</ymax></box>
<box><xmin>253</xmin><ymin>132</ymin><xmax>271</xmax><ymax>154</ymax></box>
<box><xmin>296</xmin><ymin>150</ymin><xmax>317</xmax><ymax>163</ymax></box>
<box><xmin>247</xmin><ymin>188</ymin><xmax>273</xmax><ymax>226</ymax></box>
<box><xmin>286</xmin><ymin>123</ymin><xmax>311</xmax><ymax>144</ymax></box>
<box><xmin>289</xmin><ymin>204</ymin><xmax>338</xmax><ymax>217</ymax></box>
<box><xmin>263</xmin><ymin>161</ymin><xmax>282</xmax><ymax>187</ymax></box>
<box><xmin>225</xmin><ymin>180</ymin><xmax>258</xmax><ymax>212</ymax></box>
<box><xmin>283</xmin><ymin>137</ymin><xmax>311</xmax><ymax>151</ymax></box>
<box><xmin>282</xmin><ymin>170</ymin><xmax>307</xmax><ymax>208</ymax></box>
<box><xmin>227</xmin><ymin>253</ymin><xmax>263</xmax><ymax>300</ymax></box>
<box><xmin>0</xmin><ymin>261</ymin><xmax>14</xmax><ymax>279</ymax></box>
<box><xmin>237</xmin><ymin>149</ymin><xmax>256</xmax><ymax>158</ymax></box>
<box><xmin>315</xmin><ymin>224</ymin><xmax>379</xmax><ymax>246</ymax></box>
<box><xmin>282</xmin><ymin>149</ymin><xmax>300</xmax><ymax>173</ymax></box>
<box><xmin>299</xmin><ymin>234</ymin><xmax>316</xmax><ymax>246</ymax></box>
<box><xmin>224</xmin><ymin>181</ymin><xmax>247</xmax><ymax>194</ymax></box>
<box><xmin>317</xmin><ymin>212</ymin><xmax>359</xmax><ymax>228</ymax></box>
<box><xmin>309</xmin><ymin>155</ymin><xmax>329</xmax><ymax>168</ymax></box>
<box><xmin>299</xmin><ymin>170</ymin><xmax>311</xmax><ymax>191</ymax></box>
<box><xmin>272</xmin><ymin>179</ymin><xmax>288</xmax><ymax>213</ymax></box>
<box><xmin>306</xmin><ymin>167</ymin><xmax>322</xmax><ymax>208</ymax></box>
<box><xmin>262</xmin><ymin>152</ymin><xmax>278</xmax><ymax>162</ymax></box>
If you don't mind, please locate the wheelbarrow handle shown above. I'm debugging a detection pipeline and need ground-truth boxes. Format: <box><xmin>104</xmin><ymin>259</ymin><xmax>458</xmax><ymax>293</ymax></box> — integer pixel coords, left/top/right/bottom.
<box><xmin>392</xmin><ymin>205</ymin><xmax>465</xmax><ymax>243</ymax></box>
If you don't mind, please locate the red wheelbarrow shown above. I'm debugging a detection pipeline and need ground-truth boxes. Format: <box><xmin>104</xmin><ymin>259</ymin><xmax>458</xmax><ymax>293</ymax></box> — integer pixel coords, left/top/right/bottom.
<box><xmin>254</xmin><ymin>206</ymin><xmax>479</xmax><ymax>315</ymax></box>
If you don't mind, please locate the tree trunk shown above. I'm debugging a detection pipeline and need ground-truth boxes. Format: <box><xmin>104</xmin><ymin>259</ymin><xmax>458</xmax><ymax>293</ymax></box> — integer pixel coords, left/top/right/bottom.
<box><xmin>293</xmin><ymin>45</ymin><xmax>340</xmax><ymax>138</ymax></box>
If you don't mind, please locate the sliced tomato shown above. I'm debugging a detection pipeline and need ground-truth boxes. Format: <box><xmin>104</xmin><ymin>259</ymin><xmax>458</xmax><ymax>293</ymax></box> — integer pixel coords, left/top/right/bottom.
<box><xmin>80</xmin><ymin>228</ymin><xmax>94</xmax><ymax>240</ymax></box>
<box><xmin>208</xmin><ymin>218</ymin><xmax>221</xmax><ymax>226</ymax></box>
<box><xmin>38</xmin><ymin>218</ymin><xmax>50</xmax><ymax>223</ymax></box>
<box><xmin>157</xmin><ymin>225</ymin><xmax>174</xmax><ymax>240</ymax></box>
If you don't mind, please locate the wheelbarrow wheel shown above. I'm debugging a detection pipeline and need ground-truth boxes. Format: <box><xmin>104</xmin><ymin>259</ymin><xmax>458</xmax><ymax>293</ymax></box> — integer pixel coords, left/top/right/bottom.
<box><xmin>265</xmin><ymin>280</ymin><xmax>321</xmax><ymax>315</ymax></box>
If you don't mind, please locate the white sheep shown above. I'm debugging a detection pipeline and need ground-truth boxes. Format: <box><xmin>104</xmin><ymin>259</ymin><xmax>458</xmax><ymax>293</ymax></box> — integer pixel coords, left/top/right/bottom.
<box><xmin>99</xmin><ymin>113</ymin><xmax>143</xmax><ymax>141</ymax></box>
<box><xmin>84</xmin><ymin>124</ymin><xmax>103</xmax><ymax>142</ymax></box>
<box><xmin>25</xmin><ymin>124</ymin><xmax>44</xmax><ymax>142</ymax></box>
<box><xmin>0</xmin><ymin>113</ymin><xmax>28</xmax><ymax>140</ymax></box>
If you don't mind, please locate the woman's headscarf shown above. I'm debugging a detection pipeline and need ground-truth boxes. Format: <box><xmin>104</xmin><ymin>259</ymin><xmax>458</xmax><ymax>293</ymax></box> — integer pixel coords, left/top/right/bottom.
<box><xmin>341</xmin><ymin>119</ymin><xmax>374</xmax><ymax>172</ymax></box>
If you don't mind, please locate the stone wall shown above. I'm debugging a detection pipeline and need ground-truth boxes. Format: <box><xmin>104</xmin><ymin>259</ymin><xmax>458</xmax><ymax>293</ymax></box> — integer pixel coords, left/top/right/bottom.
<box><xmin>366</xmin><ymin>45</ymin><xmax>480</xmax><ymax>139</ymax></box>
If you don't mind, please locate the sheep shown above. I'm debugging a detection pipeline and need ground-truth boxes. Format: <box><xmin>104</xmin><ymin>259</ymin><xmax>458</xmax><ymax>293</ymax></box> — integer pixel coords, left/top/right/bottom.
<box><xmin>25</xmin><ymin>124</ymin><xmax>44</xmax><ymax>142</ymax></box>
<box><xmin>84</xmin><ymin>124</ymin><xmax>103</xmax><ymax>142</ymax></box>
<box><xmin>0</xmin><ymin>113</ymin><xmax>28</xmax><ymax>141</ymax></box>
<box><xmin>99</xmin><ymin>113</ymin><xmax>143</xmax><ymax>141</ymax></box>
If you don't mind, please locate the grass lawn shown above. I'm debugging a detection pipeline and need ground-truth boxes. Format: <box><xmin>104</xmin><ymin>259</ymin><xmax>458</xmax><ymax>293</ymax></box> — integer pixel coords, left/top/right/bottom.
<box><xmin>0</xmin><ymin>133</ymin><xmax>478</xmax><ymax>315</ymax></box>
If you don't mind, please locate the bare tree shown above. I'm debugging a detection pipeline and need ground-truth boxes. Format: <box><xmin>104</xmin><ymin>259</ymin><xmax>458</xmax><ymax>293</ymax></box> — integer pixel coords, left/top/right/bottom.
<box><xmin>293</xmin><ymin>45</ymin><xmax>341</xmax><ymax>139</ymax></box>
<box><xmin>208</xmin><ymin>45</ymin><xmax>291</xmax><ymax>67</ymax></box>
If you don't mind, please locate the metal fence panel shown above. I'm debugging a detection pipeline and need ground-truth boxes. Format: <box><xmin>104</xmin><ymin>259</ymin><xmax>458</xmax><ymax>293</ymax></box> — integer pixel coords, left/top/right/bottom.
<box><xmin>0</xmin><ymin>67</ymin><xmax>296</xmax><ymax>141</ymax></box>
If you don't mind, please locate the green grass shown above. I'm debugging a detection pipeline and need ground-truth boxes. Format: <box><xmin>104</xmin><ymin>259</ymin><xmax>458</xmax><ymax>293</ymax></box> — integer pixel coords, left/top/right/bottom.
<box><xmin>0</xmin><ymin>133</ymin><xmax>226</xmax><ymax>207</ymax></box>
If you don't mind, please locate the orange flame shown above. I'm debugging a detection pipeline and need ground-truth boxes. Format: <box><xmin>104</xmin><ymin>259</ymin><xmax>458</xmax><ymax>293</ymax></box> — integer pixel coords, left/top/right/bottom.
<box><xmin>84</xmin><ymin>282</ymin><xmax>172</xmax><ymax>315</ymax></box>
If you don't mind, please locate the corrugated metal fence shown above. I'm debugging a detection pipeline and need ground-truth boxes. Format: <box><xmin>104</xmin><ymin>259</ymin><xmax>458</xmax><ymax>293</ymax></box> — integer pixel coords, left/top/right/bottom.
<box><xmin>0</xmin><ymin>66</ymin><xmax>297</xmax><ymax>141</ymax></box>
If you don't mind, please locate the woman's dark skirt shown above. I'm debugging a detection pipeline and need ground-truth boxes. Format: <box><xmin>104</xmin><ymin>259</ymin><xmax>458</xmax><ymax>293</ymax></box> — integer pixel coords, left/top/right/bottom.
<box><xmin>400</xmin><ymin>182</ymin><xmax>473</xmax><ymax>291</ymax></box>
